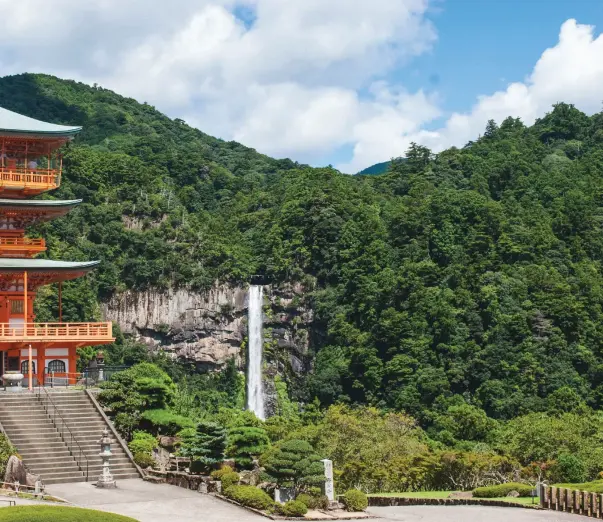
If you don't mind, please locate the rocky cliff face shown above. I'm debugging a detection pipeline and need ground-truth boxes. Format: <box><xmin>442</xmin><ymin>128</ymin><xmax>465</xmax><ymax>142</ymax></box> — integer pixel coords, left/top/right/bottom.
<box><xmin>101</xmin><ymin>283</ymin><xmax>313</xmax><ymax>375</ymax></box>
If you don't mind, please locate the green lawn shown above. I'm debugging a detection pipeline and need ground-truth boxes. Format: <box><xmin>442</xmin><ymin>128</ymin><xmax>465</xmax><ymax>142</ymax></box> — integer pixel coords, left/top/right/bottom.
<box><xmin>0</xmin><ymin>506</ymin><xmax>138</xmax><ymax>522</ymax></box>
<box><xmin>553</xmin><ymin>480</ymin><xmax>603</xmax><ymax>494</ymax></box>
<box><xmin>367</xmin><ymin>491</ymin><xmax>538</xmax><ymax>506</ymax></box>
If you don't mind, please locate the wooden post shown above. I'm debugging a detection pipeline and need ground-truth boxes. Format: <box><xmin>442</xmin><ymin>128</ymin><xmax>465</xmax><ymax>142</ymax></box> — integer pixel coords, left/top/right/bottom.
<box><xmin>58</xmin><ymin>282</ymin><xmax>62</xmax><ymax>322</ymax></box>
<box><xmin>539</xmin><ymin>483</ymin><xmax>546</xmax><ymax>509</ymax></box>
<box><xmin>599</xmin><ymin>493</ymin><xmax>603</xmax><ymax>518</ymax></box>
<box><xmin>551</xmin><ymin>487</ymin><xmax>557</xmax><ymax>510</ymax></box>
<box><xmin>24</xmin><ymin>271</ymin><xmax>32</xmax><ymax>391</ymax></box>
<box><xmin>590</xmin><ymin>492</ymin><xmax>596</xmax><ymax>517</ymax></box>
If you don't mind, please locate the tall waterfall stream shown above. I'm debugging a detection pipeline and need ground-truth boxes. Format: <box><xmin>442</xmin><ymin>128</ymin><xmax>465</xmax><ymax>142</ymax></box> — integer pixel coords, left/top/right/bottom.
<box><xmin>247</xmin><ymin>285</ymin><xmax>265</xmax><ymax>420</ymax></box>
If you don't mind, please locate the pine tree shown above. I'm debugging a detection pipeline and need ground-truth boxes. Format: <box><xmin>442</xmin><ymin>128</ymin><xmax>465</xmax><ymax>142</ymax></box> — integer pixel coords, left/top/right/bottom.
<box><xmin>180</xmin><ymin>421</ymin><xmax>226</xmax><ymax>470</ymax></box>
<box><xmin>227</xmin><ymin>426</ymin><xmax>270</xmax><ymax>469</ymax></box>
<box><xmin>263</xmin><ymin>439</ymin><xmax>324</xmax><ymax>493</ymax></box>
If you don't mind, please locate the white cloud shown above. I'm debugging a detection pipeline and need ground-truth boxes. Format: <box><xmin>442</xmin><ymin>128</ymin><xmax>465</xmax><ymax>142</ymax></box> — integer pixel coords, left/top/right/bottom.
<box><xmin>0</xmin><ymin>0</ymin><xmax>436</xmax><ymax>169</ymax></box>
<box><xmin>1</xmin><ymin>3</ymin><xmax>601</xmax><ymax>174</ymax></box>
<box><xmin>388</xmin><ymin>19</ymin><xmax>603</xmax><ymax>161</ymax></box>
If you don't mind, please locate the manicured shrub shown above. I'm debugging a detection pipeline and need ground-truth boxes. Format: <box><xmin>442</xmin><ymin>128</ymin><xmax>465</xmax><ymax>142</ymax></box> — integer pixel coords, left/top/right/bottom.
<box><xmin>221</xmin><ymin>471</ymin><xmax>240</xmax><ymax>489</ymax></box>
<box><xmin>227</xmin><ymin>426</ymin><xmax>270</xmax><ymax>469</ymax></box>
<box><xmin>210</xmin><ymin>465</ymin><xmax>234</xmax><ymax>480</ymax></box>
<box><xmin>140</xmin><ymin>409</ymin><xmax>195</xmax><ymax>436</ymax></box>
<box><xmin>179</xmin><ymin>421</ymin><xmax>227</xmax><ymax>471</ymax></box>
<box><xmin>223</xmin><ymin>485</ymin><xmax>274</xmax><ymax>511</ymax></box>
<box><xmin>472</xmin><ymin>482</ymin><xmax>532</xmax><ymax>498</ymax></box>
<box><xmin>128</xmin><ymin>431</ymin><xmax>157</xmax><ymax>455</ymax></box>
<box><xmin>342</xmin><ymin>489</ymin><xmax>368</xmax><ymax>512</ymax></box>
<box><xmin>280</xmin><ymin>500</ymin><xmax>308</xmax><ymax>517</ymax></box>
<box><xmin>296</xmin><ymin>493</ymin><xmax>314</xmax><ymax>508</ymax></box>
<box><xmin>262</xmin><ymin>439</ymin><xmax>324</xmax><ymax>493</ymax></box>
<box><xmin>133</xmin><ymin>452</ymin><xmax>155</xmax><ymax>469</ymax></box>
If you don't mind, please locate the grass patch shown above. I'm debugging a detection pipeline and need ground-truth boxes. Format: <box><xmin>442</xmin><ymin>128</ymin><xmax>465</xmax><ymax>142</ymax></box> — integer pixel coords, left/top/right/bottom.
<box><xmin>553</xmin><ymin>480</ymin><xmax>603</xmax><ymax>493</ymax></box>
<box><xmin>367</xmin><ymin>491</ymin><xmax>452</xmax><ymax>498</ymax></box>
<box><xmin>0</xmin><ymin>506</ymin><xmax>138</xmax><ymax>521</ymax></box>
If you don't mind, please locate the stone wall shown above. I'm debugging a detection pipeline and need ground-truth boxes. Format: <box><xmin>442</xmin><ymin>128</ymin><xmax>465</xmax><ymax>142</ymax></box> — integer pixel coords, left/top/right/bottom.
<box><xmin>368</xmin><ymin>496</ymin><xmax>533</xmax><ymax>509</ymax></box>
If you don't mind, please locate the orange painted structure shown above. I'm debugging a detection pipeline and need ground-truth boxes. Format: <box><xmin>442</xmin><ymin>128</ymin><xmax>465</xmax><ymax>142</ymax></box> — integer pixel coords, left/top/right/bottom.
<box><xmin>0</xmin><ymin>108</ymin><xmax>114</xmax><ymax>388</ymax></box>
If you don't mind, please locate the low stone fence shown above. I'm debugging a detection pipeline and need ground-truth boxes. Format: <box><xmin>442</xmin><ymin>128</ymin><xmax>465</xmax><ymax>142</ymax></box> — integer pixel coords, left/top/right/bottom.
<box><xmin>368</xmin><ymin>496</ymin><xmax>533</xmax><ymax>509</ymax></box>
<box><xmin>540</xmin><ymin>484</ymin><xmax>603</xmax><ymax>517</ymax></box>
<box><xmin>144</xmin><ymin>469</ymin><xmax>221</xmax><ymax>494</ymax></box>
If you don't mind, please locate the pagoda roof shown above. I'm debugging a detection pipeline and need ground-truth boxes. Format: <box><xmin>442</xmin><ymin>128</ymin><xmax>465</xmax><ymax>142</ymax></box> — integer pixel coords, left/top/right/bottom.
<box><xmin>0</xmin><ymin>259</ymin><xmax>99</xmax><ymax>290</ymax></box>
<box><xmin>0</xmin><ymin>107</ymin><xmax>82</xmax><ymax>139</ymax></box>
<box><xmin>0</xmin><ymin>259</ymin><xmax>99</xmax><ymax>271</ymax></box>
<box><xmin>0</xmin><ymin>199</ymin><xmax>82</xmax><ymax>209</ymax></box>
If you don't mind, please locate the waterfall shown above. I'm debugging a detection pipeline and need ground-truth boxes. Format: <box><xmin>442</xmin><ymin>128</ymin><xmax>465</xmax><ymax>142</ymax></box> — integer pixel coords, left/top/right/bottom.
<box><xmin>247</xmin><ymin>285</ymin><xmax>265</xmax><ymax>420</ymax></box>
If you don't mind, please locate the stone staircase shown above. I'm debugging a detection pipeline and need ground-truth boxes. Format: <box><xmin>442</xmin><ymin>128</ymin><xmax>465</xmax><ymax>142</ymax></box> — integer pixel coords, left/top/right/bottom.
<box><xmin>0</xmin><ymin>390</ymin><xmax>140</xmax><ymax>485</ymax></box>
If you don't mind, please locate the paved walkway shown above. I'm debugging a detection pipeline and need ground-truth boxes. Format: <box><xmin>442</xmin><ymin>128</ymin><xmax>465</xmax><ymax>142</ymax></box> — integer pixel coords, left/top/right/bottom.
<box><xmin>44</xmin><ymin>481</ymin><xmax>594</xmax><ymax>522</ymax></box>
<box><xmin>368</xmin><ymin>505</ymin><xmax>590</xmax><ymax>521</ymax></box>
<box><xmin>47</xmin><ymin>479</ymin><xmax>263</xmax><ymax>522</ymax></box>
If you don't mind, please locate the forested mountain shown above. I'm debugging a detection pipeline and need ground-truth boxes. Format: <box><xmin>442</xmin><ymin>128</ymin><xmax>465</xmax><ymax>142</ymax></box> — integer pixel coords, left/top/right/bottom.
<box><xmin>4</xmin><ymin>73</ymin><xmax>603</xmax><ymax>427</ymax></box>
<box><xmin>357</xmin><ymin>161</ymin><xmax>390</xmax><ymax>176</ymax></box>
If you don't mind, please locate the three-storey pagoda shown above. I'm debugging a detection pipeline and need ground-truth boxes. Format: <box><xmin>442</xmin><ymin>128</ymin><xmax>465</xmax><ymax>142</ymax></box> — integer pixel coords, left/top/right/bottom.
<box><xmin>0</xmin><ymin>107</ymin><xmax>114</xmax><ymax>389</ymax></box>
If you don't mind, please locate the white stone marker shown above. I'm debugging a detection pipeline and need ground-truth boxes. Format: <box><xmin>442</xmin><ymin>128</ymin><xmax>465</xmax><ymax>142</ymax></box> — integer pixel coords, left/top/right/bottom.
<box><xmin>321</xmin><ymin>459</ymin><xmax>335</xmax><ymax>502</ymax></box>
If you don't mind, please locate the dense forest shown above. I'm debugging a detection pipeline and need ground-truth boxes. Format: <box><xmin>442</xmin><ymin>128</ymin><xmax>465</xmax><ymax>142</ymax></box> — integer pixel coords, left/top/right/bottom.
<box><xmin>4</xmin><ymin>74</ymin><xmax>603</xmax><ymax>487</ymax></box>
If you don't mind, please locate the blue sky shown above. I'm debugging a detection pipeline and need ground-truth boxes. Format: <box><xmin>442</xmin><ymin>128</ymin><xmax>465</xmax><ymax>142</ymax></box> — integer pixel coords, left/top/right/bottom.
<box><xmin>3</xmin><ymin>0</ymin><xmax>603</xmax><ymax>173</ymax></box>
<box><xmin>324</xmin><ymin>0</ymin><xmax>603</xmax><ymax>169</ymax></box>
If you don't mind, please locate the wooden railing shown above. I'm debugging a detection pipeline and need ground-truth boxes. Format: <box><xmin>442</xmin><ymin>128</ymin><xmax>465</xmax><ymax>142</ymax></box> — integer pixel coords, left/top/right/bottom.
<box><xmin>0</xmin><ymin>322</ymin><xmax>112</xmax><ymax>341</ymax></box>
<box><xmin>0</xmin><ymin>168</ymin><xmax>60</xmax><ymax>190</ymax></box>
<box><xmin>0</xmin><ymin>237</ymin><xmax>45</xmax><ymax>247</ymax></box>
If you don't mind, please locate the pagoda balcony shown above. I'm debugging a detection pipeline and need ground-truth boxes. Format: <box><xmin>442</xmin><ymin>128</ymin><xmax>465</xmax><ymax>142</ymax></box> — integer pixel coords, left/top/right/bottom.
<box><xmin>0</xmin><ymin>167</ymin><xmax>60</xmax><ymax>197</ymax></box>
<box><xmin>0</xmin><ymin>237</ymin><xmax>46</xmax><ymax>258</ymax></box>
<box><xmin>0</xmin><ymin>322</ymin><xmax>113</xmax><ymax>344</ymax></box>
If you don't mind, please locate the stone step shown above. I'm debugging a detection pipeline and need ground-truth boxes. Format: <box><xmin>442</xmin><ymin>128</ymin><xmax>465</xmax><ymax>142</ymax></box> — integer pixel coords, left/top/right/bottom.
<box><xmin>23</xmin><ymin>454</ymin><xmax>75</xmax><ymax>466</ymax></box>
<box><xmin>43</xmin><ymin>476</ymin><xmax>88</xmax><ymax>485</ymax></box>
<box><xmin>15</xmin><ymin>442</ymin><xmax>69</xmax><ymax>450</ymax></box>
<box><xmin>37</xmin><ymin>470</ymin><xmax>85</xmax><ymax>479</ymax></box>
<box><xmin>19</xmin><ymin>448</ymin><xmax>73</xmax><ymax>458</ymax></box>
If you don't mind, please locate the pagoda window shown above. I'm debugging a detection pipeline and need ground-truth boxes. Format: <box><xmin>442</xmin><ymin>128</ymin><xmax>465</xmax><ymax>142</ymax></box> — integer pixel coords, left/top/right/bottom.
<box><xmin>10</xmin><ymin>300</ymin><xmax>23</xmax><ymax>315</ymax></box>
<box><xmin>21</xmin><ymin>360</ymin><xmax>35</xmax><ymax>374</ymax></box>
<box><xmin>47</xmin><ymin>360</ymin><xmax>66</xmax><ymax>373</ymax></box>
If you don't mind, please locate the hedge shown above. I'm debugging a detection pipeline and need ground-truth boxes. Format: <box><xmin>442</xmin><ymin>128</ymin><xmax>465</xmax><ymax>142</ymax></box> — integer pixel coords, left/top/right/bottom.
<box><xmin>223</xmin><ymin>485</ymin><xmax>275</xmax><ymax>511</ymax></box>
<box><xmin>472</xmin><ymin>483</ymin><xmax>533</xmax><ymax>498</ymax></box>
<box><xmin>342</xmin><ymin>489</ymin><xmax>368</xmax><ymax>511</ymax></box>
<box><xmin>280</xmin><ymin>500</ymin><xmax>308</xmax><ymax>517</ymax></box>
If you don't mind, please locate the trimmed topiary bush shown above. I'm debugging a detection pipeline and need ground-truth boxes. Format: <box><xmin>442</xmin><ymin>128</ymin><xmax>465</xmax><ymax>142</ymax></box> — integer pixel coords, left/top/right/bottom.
<box><xmin>133</xmin><ymin>452</ymin><xmax>155</xmax><ymax>469</ymax></box>
<box><xmin>179</xmin><ymin>420</ymin><xmax>227</xmax><ymax>471</ymax></box>
<box><xmin>280</xmin><ymin>500</ymin><xmax>308</xmax><ymax>517</ymax></box>
<box><xmin>342</xmin><ymin>489</ymin><xmax>368</xmax><ymax>512</ymax></box>
<box><xmin>221</xmin><ymin>471</ymin><xmax>240</xmax><ymax>489</ymax></box>
<box><xmin>140</xmin><ymin>409</ymin><xmax>195</xmax><ymax>436</ymax></box>
<box><xmin>296</xmin><ymin>493</ymin><xmax>314</xmax><ymax>508</ymax></box>
<box><xmin>223</xmin><ymin>485</ymin><xmax>274</xmax><ymax>511</ymax></box>
<box><xmin>211</xmin><ymin>465</ymin><xmax>234</xmax><ymax>481</ymax></box>
<box><xmin>128</xmin><ymin>431</ymin><xmax>157</xmax><ymax>454</ymax></box>
<box><xmin>472</xmin><ymin>482</ymin><xmax>532</xmax><ymax>498</ymax></box>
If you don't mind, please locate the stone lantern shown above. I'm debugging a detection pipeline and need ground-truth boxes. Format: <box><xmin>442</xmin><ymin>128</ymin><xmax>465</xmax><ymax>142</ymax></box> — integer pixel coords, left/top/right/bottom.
<box><xmin>96</xmin><ymin>428</ymin><xmax>116</xmax><ymax>488</ymax></box>
<box><xmin>96</xmin><ymin>351</ymin><xmax>105</xmax><ymax>382</ymax></box>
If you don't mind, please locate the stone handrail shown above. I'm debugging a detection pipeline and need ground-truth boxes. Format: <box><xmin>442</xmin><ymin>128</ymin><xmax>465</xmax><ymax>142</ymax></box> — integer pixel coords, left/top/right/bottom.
<box><xmin>85</xmin><ymin>389</ymin><xmax>144</xmax><ymax>479</ymax></box>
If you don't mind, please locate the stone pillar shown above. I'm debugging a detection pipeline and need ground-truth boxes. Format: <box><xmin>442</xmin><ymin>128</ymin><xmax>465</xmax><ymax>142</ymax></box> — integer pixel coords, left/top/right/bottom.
<box><xmin>96</xmin><ymin>428</ymin><xmax>116</xmax><ymax>489</ymax></box>
<box><xmin>321</xmin><ymin>459</ymin><xmax>334</xmax><ymax>502</ymax></box>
